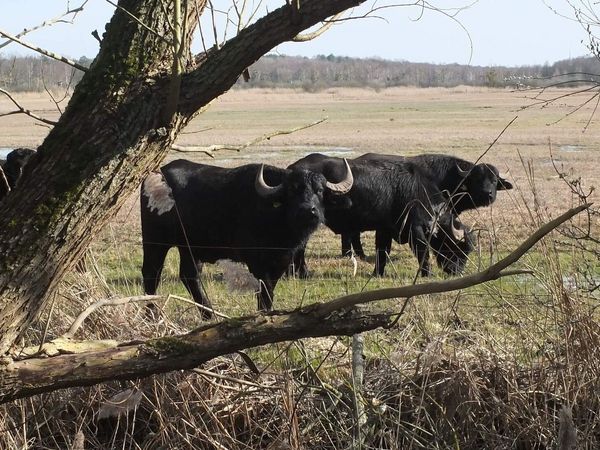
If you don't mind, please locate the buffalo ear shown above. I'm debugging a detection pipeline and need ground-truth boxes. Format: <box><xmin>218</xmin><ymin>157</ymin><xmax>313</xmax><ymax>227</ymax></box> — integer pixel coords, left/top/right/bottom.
<box><xmin>324</xmin><ymin>191</ymin><xmax>352</xmax><ymax>209</ymax></box>
<box><xmin>497</xmin><ymin>177</ymin><xmax>513</xmax><ymax>190</ymax></box>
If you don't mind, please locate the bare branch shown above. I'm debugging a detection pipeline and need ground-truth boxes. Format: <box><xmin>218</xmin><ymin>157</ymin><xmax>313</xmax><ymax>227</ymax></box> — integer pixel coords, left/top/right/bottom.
<box><xmin>318</xmin><ymin>203</ymin><xmax>590</xmax><ymax>315</ymax></box>
<box><xmin>293</xmin><ymin>12</ymin><xmax>344</xmax><ymax>42</ymax></box>
<box><xmin>0</xmin><ymin>27</ymin><xmax>88</xmax><ymax>72</ymax></box>
<box><xmin>103</xmin><ymin>0</ymin><xmax>172</xmax><ymax>45</ymax></box>
<box><xmin>171</xmin><ymin>117</ymin><xmax>328</xmax><ymax>156</ymax></box>
<box><xmin>0</xmin><ymin>1</ymin><xmax>89</xmax><ymax>51</ymax></box>
<box><xmin>0</xmin><ymin>88</ymin><xmax>58</xmax><ymax>126</ymax></box>
<box><xmin>63</xmin><ymin>294</ymin><xmax>229</xmax><ymax>338</ymax></box>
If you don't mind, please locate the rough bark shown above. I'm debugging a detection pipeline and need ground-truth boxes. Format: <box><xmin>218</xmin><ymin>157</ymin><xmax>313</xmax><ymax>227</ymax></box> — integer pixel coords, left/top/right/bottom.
<box><xmin>0</xmin><ymin>307</ymin><xmax>393</xmax><ymax>404</ymax></box>
<box><xmin>0</xmin><ymin>0</ymin><xmax>366</xmax><ymax>354</ymax></box>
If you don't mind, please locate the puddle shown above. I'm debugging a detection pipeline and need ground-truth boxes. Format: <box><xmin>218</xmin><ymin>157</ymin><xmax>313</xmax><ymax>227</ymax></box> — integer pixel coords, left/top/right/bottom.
<box><xmin>559</xmin><ymin>145</ymin><xmax>584</xmax><ymax>153</ymax></box>
<box><xmin>0</xmin><ymin>148</ymin><xmax>12</xmax><ymax>160</ymax></box>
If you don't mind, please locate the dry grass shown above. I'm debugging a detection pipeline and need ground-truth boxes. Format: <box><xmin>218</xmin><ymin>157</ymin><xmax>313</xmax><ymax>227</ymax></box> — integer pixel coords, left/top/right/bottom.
<box><xmin>1</xmin><ymin>87</ymin><xmax>600</xmax><ymax>448</ymax></box>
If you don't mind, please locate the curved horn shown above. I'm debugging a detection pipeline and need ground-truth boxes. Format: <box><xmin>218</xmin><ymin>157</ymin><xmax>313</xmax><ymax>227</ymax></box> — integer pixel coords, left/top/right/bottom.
<box><xmin>255</xmin><ymin>164</ymin><xmax>283</xmax><ymax>198</ymax></box>
<box><xmin>499</xmin><ymin>171</ymin><xmax>510</xmax><ymax>179</ymax></box>
<box><xmin>451</xmin><ymin>217</ymin><xmax>466</xmax><ymax>241</ymax></box>
<box><xmin>326</xmin><ymin>158</ymin><xmax>354</xmax><ymax>194</ymax></box>
<box><xmin>456</xmin><ymin>163</ymin><xmax>470</xmax><ymax>177</ymax></box>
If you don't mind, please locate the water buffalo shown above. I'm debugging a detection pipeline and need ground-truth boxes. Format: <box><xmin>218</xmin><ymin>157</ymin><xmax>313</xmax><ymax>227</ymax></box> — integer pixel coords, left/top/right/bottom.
<box><xmin>289</xmin><ymin>153</ymin><xmax>474</xmax><ymax>277</ymax></box>
<box><xmin>0</xmin><ymin>148</ymin><xmax>36</xmax><ymax>200</ymax></box>
<box><xmin>341</xmin><ymin>152</ymin><xmax>512</xmax><ymax>259</ymax></box>
<box><xmin>140</xmin><ymin>159</ymin><xmax>353</xmax><ymax>317</ymax></box>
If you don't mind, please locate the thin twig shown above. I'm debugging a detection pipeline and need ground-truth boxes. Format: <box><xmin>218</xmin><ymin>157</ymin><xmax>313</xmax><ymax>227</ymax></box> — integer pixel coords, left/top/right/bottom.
<box><xmin>103</xmin><ymin>0</ymin><xmax>172</xmax><ymax>45</ymax></box>
<box><xmin>0</xmin><ymin>27</ymin><xmax>88</xmax><ymax>72</ymax></box>
<box><xmin>63</xmin><ymin>294</ymin><xmax>228</xmax><ymax>338</ymax></box>
<box><xmin>0</xmin><ymin>88</ymin><xmax>58</xmax><ymax>126</ymax></box>
<box><xmin>0</xmin><ymin>1</ymin><xmax>89</xmax><ymax>51</ymax></box>
<box><xmin>171</xmin><ymin>117</ymin><xmax>328</xmax><ymax>155</ymax></box>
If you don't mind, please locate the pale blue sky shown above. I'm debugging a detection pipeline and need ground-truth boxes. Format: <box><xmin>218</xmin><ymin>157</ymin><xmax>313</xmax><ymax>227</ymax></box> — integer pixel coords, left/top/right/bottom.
<box><xmin>0</xmin><ymin>0</ymin><xmax>592</xmax><ymax>66</ymax></box>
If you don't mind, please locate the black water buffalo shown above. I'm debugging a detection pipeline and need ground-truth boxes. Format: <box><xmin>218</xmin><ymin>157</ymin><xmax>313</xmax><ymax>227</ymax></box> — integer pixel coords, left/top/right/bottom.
<box><xmin>140</xmin><ymin>159</ymin><xmax>353</xmax><ymax>317</ymax></box>
<box><xmin>0</xmin><ymin>148</ymin><xmax>36</xmax><ymax>200</ymax></box>
<box><xmin>289</xmin><ymin>153</ymin><xmax>474</xmax><ymax>277</ymax></box>
<box><xmin>341</xmin><ymin>152</ymin><xmax>513</xmax><ymax>259</ymax></box>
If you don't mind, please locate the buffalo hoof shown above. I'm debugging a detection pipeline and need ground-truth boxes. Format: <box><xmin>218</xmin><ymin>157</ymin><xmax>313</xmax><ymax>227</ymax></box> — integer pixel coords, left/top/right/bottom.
<box><xmin>372</xmin><ymin>270</ymin><xmax>386</xmax><ymax>278</ymax></box>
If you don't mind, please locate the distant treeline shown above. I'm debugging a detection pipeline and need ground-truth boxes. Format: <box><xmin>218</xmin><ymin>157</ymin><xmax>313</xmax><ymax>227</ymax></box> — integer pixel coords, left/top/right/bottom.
<box><xmin>242</xmin><ymin>54</ymin><xmax>600</xmax><ymax>90</ymax></box>
<box><xmin>0</xmin><ymin>53</ymin><xmax>599</xmax><ymax>92</ymax></box>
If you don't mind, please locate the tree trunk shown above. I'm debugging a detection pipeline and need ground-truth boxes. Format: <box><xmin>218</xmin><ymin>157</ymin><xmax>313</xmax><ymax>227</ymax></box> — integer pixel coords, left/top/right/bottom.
<box><xmin>0</xmin><ymin>0</ymin><xmax>366</xmax><ymax>354</ymax></box>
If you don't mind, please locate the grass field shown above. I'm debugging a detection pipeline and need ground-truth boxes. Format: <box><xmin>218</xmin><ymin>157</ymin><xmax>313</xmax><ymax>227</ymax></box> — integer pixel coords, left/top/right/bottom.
<box><xmin>1</xmin><ymin>86</ymin><xmax>600</xmax><ymax>448</ymax></box>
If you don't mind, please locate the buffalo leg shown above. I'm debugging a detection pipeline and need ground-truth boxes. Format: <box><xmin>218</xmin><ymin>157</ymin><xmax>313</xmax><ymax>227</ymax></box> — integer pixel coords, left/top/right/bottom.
<box><xmin>141</xmin><ymin>243</ymin><xmax>170</xmax><ymax>315</ymax></box>
<box><xmin>255</xmin><ymin>275</ymin><xmax>278</xmax><ymax>312</ymax></box>
<box><xmin>341</xmin><ymin>233</ymin><xmax>352</xmax><ymax>257</ymax></box>
<box><xmin>142</xmin><ymin>243</ymin><xmax>170</xmax><ymax>296</ymax></box>
<box><xmin>288</xmin><ymin>245</ymin><xmax>309</xmax><ymax>279</ymax></box>
<box><xmin>350</xmin><ymin>232</ymin><xmax>367</xmax><ymax>260</ymax></box>
<box><xmin>409</xmin><ymin>229</ymin><xmax>432</xmax><ymax>277</ymax></box>
<box><xmin>177</xmin><ymin>247</ymin><xmax>213</xmax><ymax>319</ymax></box>
<box><xmin>374</xmin><ymin>230</ymin><xmax>393</xmax><ymax>277</ymax></box>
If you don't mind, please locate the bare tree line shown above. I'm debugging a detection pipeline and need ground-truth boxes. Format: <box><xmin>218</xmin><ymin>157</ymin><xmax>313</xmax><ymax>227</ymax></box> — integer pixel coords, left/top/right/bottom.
<box><xmin>1</xmin><ymin>53</ymin><xmax>599</xmax><ymax>93</ymax></box>
<box><xmin>242</xmin><ymin>54</ymin><xmax>600</xmax><ymax>90</ymax></box>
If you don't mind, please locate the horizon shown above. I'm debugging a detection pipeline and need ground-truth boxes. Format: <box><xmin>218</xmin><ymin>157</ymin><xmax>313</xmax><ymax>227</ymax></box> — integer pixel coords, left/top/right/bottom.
<box><xmin>0</xmin><ymin>1</ymin><xmax>594</xmax><ymax>67</ymax></box>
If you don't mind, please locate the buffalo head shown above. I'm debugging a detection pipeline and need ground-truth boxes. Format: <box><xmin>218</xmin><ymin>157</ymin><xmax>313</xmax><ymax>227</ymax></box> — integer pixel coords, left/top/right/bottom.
<box><xmin>255</xmin><ymin>159</ymin><xmax>353</xmax><ymax>232</ymax></box>
<box><xmin>455</xmin><ymin>162</ymin><xmax>512</xmax><ymax>209</ymax></box>
<box><xmin>430</xmin><ymin>215</ymin><xmax>475</xmax><ymax>275</ymax></box>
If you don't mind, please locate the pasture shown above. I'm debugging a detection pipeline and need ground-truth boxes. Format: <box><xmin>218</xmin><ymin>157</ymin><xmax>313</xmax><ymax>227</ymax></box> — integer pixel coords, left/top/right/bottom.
<box><xmin>1</xmin><ymin>86</ymin><xmax>600</xmax><ymax>448</ymax></box>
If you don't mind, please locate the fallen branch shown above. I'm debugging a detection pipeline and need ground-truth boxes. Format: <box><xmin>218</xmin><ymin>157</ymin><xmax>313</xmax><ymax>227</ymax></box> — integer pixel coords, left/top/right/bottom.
<box><xmin>171</xmin><ymin>117</ymin><xmax>328</xmax><ymax>156</ymax></box>
<box><xmin>0</xmin><ymin>203</ymin><xmax>588</xmax><ymax>404</ymax></box>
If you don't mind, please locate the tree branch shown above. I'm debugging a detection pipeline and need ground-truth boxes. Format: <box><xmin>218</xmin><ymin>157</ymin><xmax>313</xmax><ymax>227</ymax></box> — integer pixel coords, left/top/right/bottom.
<box><xmin>0</xmin><ymin>88</ymin><xmax>58</xmax><ymax>126</ymax></box>
<box><xmin>292</xmin><ymin>12</ymin><xmax>344</xmax><ymax>42</ymax></box>
<box><xmin>171</xmin><ymin>117</ymin><xmax>327</xmax><ymax>156</ymax></box>
<box><xmin>0</xmin><ymin>203</ymin><xmax>587</xmax><ymax>404</ymax></box>
<box><xmin>178</xmin><ymin>0</ymin><xmax>365</xmax><ymax>115</ymax></box>
<box><xmin>0</xmin><ymin>1</ymin><xmax>89</xmax><ymax>51</ymax></box>
<box><xmin>0</xmin><ymin>27</ymin><xmax>88</xmax><ymax>72</ymax></box>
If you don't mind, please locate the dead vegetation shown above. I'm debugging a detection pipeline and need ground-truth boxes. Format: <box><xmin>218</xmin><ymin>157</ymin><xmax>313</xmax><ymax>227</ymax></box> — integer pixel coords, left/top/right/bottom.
<box><xmin>1</xmin><ymin>87</ymin><xmax>600</xmax><ymax>448</ymax></box>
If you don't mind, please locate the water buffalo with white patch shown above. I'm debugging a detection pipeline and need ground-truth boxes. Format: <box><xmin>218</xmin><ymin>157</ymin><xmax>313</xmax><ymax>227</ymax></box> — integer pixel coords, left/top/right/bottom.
<box><xmin>288</xmin><ymin>153</ymin><xmax>474</xmax><ymax>278</ymax></box>
<box><xmin>0</xmin><ymin>148</ymin><xmax>36</xmax><ymax>200</ymax></box>
<box><xmin>140</xmin><ymin>159</ymin><xmax>353</xmax><ymax>317</ymax></box>
<box><xmin>340</xmin><ymin>153</ymin><xmax>513</xmax><ymax>260</ymax></box>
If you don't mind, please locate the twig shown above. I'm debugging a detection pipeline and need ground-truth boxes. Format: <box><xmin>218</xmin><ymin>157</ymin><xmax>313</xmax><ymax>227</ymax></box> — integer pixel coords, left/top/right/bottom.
<box><xmin>192</xmin><ymin>368</ymin><xmax>278</xmax><ymax>390</ymax></box>
<box><xmin>103</xmin><ymin>0</ymin><xmax>172</xmax><ymax>45</ymax></box>
<box><xmin>0</xmin><ymin>28</ymin><xmax>88</xmax><ymax>72</ymax></box>
<box><xmin>293</xmin><ymin>12</ymin><xmax>344</xmax><ymax>42</ymax></box>
<box><xmin>171</xmin><ymin>117</ymin><xmax>328</xmax><ymax>155</ymax></box>
<box><xmin>63</xmin><ymin>294</ymin><xmax>228</xmax><ymax>338</ymax></box>
<box><xmin>317</xmin><ymin>203</ymin><xmax>590</xmax><ymax>315</ymax></box>
<box><xmin>0</xmin><ymin>1</ymin><xmax>89</xmax><ymax>51</ymax></box>
<box><xmin>0</xmin><ymin>166</ymin><xmax>10</xmax><ymax>198</ymax></box>
<box><xmin>0</xmin><ymin>88</ymin><xmax>58</xmax><ymax>126</ymax></box>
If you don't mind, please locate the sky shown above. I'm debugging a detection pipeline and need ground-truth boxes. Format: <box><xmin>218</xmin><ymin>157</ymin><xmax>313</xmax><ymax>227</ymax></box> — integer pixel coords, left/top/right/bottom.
<box><xmin>0</xmin><ymin>0</ymin><xmax>593</xmax><ymax>67</ymax></box>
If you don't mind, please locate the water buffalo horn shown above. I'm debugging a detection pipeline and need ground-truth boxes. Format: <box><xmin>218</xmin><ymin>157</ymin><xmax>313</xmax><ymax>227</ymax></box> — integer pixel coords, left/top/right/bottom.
<box><xmin>456</xmin><ymin>164</ymin><xmax>470</xmax><ymax>177</ymax></box>
<box><xmin>255</xmin><ymin>164</ymin><xmax>283</xmax><ymax>197</ymax></box>
<box><xmin>451</xmin><ymin>217</ymin><xmax>466</xmax><ymax>241</ymax></box>
<box><xmin>326</xmin><ymin>158</ymin><xmax>354</xmax><ymax>193</ymax></box>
